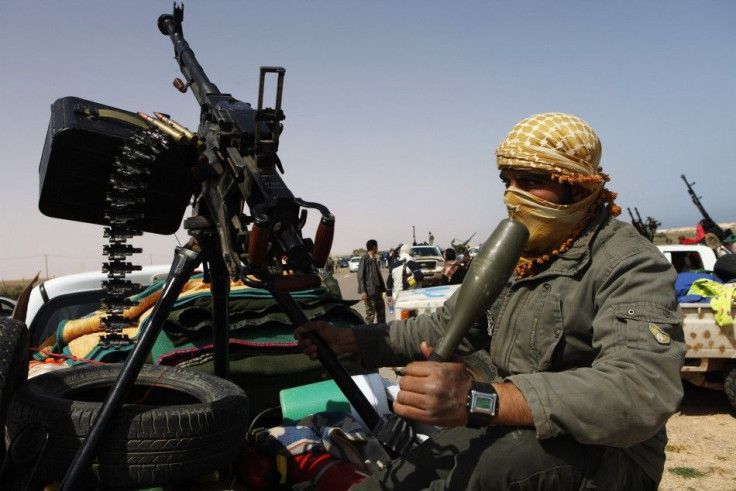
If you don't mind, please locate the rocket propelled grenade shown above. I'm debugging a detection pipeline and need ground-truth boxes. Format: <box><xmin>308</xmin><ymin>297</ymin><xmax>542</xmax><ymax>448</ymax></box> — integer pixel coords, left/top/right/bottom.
<box><xmin>428</xmin><ymin>219</ymin><xmax>528</xmax><ymax>362</ymax></box>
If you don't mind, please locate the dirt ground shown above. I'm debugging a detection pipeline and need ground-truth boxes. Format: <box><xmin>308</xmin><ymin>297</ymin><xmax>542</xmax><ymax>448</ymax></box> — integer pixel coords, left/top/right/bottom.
<box><xmin>660</xmin><ymin>382</ymin><xmax>736</xmax><ymax>490</ymax></box>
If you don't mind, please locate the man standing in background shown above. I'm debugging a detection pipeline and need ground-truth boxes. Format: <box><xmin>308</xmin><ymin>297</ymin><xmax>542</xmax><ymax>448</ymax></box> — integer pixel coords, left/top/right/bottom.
<box><xmin>386</xmin><ymin>244</ymin><xmax>424</xmax><ymax>311</ymax></box>
<box><xmin>357</xmin><ymin>239</ymin><xmax>387</xmax><ymax>323</ymax></box>
<box><xmin>440</xmin><ymin>247</ymin><xmax>466</xmax><ymax>285</ymax></box>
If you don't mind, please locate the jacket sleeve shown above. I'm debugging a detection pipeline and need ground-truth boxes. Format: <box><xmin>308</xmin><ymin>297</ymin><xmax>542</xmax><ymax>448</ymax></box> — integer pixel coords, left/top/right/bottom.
<box><xmin>407</xmin><ymin>260</ymin><xmax>424</xmax><ymax>282</ymax></box>
<box><xmin>356</xmin><ymin>256</ymin><xmax>367</xmax><ymax>294</ymax></box>
<box><xmin>507</xmin><ymin>246</ymin><xmax>686</xmax><ymax>447</ymax></box>
<box><xmin>386</xmin><ymin>264</ymin><xmax>395</xmax><ymax>297</ymax></box>
<box><xmin>353</xmin><ymin>288</ymin><xmax>487</xmax><ymax>368</ymax></box>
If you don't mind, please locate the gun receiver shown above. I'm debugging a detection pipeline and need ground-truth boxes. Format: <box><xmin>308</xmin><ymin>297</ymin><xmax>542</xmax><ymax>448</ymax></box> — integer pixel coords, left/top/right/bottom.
<box><xmin>681</xmin><ymin>174</ymin><xmax>732</xmax><ymax>242</ymax></box>
<box><xmin>157</xmin><ymin>4</ymin><xmax>334</xmax><ymax>282</ymax></box>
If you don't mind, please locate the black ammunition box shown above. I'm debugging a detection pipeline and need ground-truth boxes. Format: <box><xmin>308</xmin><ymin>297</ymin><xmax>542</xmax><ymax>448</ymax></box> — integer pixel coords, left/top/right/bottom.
<box><xmin>38</xmin><ymin>96</ymin><xmax>195</xmax><ymax>235</ymax></box>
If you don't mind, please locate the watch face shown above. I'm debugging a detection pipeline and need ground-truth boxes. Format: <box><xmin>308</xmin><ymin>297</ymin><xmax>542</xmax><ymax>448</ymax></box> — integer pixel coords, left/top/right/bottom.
<box><xmin>471</xmin><ymin>391</ymin><xmax>497</xmax><ymax>416</ymax></box>
<box><xmin>474</xmin><ymin>395</ymin><xmax>493</xmax><ymax>411</ymax></box>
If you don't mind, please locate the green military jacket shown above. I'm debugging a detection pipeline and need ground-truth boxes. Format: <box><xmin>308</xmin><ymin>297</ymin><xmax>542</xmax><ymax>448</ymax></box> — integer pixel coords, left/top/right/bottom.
<box><xmin>353</xmin><ymin>209</ymin><xmax>686</xmax><ymax>482</ymax></box>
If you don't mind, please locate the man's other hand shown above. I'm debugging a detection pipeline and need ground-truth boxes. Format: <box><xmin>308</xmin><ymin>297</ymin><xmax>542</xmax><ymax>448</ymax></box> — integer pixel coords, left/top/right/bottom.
<box><xmin>295</xmin><ymin>321</ymin><xmax>358</xmax><ymax>360</ymax></box>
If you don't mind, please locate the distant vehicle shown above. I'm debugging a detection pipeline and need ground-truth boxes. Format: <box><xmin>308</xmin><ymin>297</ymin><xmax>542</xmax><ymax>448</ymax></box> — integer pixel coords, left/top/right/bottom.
<box><xmin>0</xmin><ymin>296</ymin><xmax>16</xmax><ymax>317</ymax></box>
<box><xmin>337</xmin><ymin>257</ymin><xmax>350</xmax><ymax>268</ymax></box>
<box><xmin>409</xmin><ymin>245</ymin><xmax>445</xmax><ymax>286</ymax></box>
<box><xmin>348</xmin><ymin>256</ymin><xmax>361</xmax><ymax>273</ymax></box>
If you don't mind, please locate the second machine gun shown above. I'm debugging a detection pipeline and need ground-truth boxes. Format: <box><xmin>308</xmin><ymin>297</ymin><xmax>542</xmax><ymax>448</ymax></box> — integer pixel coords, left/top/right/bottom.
<box><xmin>681</xmin><ymin>174</ymin><xmax>733</xmax><ymax>243</ymax></box>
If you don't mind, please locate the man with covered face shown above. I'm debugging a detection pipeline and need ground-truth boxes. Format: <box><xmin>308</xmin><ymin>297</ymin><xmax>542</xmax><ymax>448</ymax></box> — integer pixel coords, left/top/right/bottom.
<box><xmin>296</xmin><ymin>113</ymin><xmax>685</xmax><ymax>489</ymax></box>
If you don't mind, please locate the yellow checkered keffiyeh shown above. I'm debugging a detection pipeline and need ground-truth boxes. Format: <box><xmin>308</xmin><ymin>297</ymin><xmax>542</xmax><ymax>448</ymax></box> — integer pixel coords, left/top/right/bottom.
<box><xmin>496</xmin><ymin>112</ymin><xmax>605</xmax><ymax>192</ymax></box>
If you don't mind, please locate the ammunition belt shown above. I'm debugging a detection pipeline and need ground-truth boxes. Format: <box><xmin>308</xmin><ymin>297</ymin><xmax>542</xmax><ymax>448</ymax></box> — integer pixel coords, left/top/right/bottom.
<box><xmin>98</xmin><ymin>128</ymin><xmax>171</xmax><ymax>350</ymax></box>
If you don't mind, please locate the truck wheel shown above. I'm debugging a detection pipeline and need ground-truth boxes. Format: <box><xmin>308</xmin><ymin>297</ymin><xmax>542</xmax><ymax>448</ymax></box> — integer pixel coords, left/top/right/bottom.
<box><xmin>6</xmin><ymin>363</ymin><xmax>248</xmax><ymax>487</ymax></box>
<box><xmin>0</xmin><ymin>317</ymin><xmax>29</xmax><ymax>430</ymax></box>
<box><xmin>724</xmin><ymin>364</ymin><xmax>736</xmax><ymax>411</ymax></box>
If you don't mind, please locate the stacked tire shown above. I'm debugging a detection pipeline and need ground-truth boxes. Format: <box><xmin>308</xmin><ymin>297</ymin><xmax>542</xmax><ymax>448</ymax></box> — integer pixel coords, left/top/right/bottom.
<box><xmin>5</xmin><ymin>362</ymin><xmax>248</xmax><ymax>488</ymax></box>
<box><xmin>0</xmin><ymin>317</ymin><xmax>30</xmax><ymax>449</ymax></box>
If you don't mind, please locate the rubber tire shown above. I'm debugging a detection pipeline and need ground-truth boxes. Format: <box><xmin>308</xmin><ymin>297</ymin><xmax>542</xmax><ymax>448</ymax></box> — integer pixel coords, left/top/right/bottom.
<box><xmin>0</xmin><ymin>317</ymin><xmax>29</xmax><ymax>431</ymax></box>
<box><xmin>6</xmin><ymin>363</ymin><xmax>248</xmax><ymax>487</ymax></box>
<box><xmin>724</xmin><ymin>364</ymin><xmax>736</xmax><ymax>412</ymax></box>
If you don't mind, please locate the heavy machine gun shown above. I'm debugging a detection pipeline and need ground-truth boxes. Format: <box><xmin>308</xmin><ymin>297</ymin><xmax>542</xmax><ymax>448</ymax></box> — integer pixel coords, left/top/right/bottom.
<box><xmin>36</xmin><ymin>6</ymin><xmax>528</xmax><ymax>488</ymax></box>
<box><xmin>627</xmin><ymin>207</ymin><xmax>660</xmax><ymax>242</ymax></box>
<box><xmin>47</xmin><ymin>5</ymin><xmax>397</xmax><ymax>488</ymax></box>
<box><xmin>681</xmin><ymin>174</ymin><xmax>733</xmax><ymax>242</ymax></box>
<box><xmin>451</xmin><ymin>232</ymin><xmax>477</xmax><ymax>255</ymax></box>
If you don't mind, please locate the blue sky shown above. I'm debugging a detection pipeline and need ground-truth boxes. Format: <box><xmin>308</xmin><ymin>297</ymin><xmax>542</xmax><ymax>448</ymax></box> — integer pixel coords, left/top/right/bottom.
<box><xmin>1</xmin><ymin>1</ymin><xmax>734</xmax><ymax>280</ymax></box>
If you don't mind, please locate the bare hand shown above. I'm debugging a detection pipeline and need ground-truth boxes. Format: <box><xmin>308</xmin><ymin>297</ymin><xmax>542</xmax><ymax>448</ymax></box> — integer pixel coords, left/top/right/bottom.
<box><xmin>360</xmin><ymin>292</ymin><xmax>368</xmax><ymax>301</ymax></box>
<box><xmin>392</xmin><ymin>342</ymin><xmax>473</xmax><ymax>427</ymax></box>
<box><xmin>294</xmin><ymin>321</ymin><xmax>357</xmax><ymax>360</ymax></box>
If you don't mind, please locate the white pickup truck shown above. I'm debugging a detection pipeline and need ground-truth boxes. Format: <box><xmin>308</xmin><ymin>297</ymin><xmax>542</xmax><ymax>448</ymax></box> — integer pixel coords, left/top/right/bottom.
<box><xmin>656</xmin><ymin>244</ymin><xmax>736</xmax><ymax>409</ymax></box>
<box><xmin>394</xmin><ymin>244</ymin><xmax>736</xmax><ymax>410</ymax></box>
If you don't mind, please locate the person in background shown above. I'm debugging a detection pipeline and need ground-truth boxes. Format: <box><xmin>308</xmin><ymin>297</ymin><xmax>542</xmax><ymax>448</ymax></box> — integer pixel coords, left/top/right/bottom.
<box><xmin>297</xmin><ymin>112</ymin><xmax>685</xmax><ymax>489</ymax></box>
<box><xmin>357</xmin><ymin>239</ymin><xmax>387</xmax><ymax>323</ymax></box>
<box><xmin>440</xmin><ymin>247</ymin><xmax>466</xmax><ymax>285</ymax></box>
<box><xmin>386</xmin><ymin>243</ymin><xmax>424</xmax><ymax>311</ymax></box>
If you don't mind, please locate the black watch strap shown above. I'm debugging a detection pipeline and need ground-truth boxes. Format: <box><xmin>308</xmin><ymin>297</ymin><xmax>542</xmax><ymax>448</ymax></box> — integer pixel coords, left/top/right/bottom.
<box><xmin>466</xmin><ymin>381</ymin><xmax>498</xmax><ymax>428</ymax></box>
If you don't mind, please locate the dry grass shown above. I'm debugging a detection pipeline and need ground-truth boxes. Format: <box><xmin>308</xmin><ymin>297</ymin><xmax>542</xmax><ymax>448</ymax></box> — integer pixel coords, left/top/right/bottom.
<box><xmin>0</xmin><ymin>278</ymin><xmax>40</xmax><ymax>300</ymax></box>
<box><xmin>661</xmin><ymin>383</ymin><xmax>736</xmax><ymax>490</ymax></box>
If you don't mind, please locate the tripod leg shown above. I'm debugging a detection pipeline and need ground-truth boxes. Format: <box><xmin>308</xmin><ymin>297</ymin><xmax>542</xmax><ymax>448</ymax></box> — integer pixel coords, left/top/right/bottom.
<box><xmin>209</xmin><ymin>255</ymin><xmax>230</xmax><ymax>379</ymax></box>
<box><xmin>59</xmin><ymin>243</ymin><xmax>202</xmax><ymax>490</ymax></box>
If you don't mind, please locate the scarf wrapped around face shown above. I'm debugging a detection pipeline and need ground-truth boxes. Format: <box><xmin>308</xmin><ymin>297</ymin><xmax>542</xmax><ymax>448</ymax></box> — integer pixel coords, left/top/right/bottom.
<box><xmin>495</xmin><ymin>113</ymin><xmax>620</xmax><ymax>276</ymax></box>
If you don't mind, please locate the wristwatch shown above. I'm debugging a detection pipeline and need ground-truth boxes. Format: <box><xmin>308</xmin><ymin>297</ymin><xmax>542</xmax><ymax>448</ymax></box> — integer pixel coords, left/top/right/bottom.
<box><xmin>466</xmin><ymin>382</ymin><xmax>498</xmax><ymax>428</ymax></box>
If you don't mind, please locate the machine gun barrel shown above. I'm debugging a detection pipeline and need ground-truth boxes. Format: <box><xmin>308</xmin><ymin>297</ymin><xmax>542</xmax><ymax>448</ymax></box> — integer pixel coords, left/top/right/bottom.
<box><xmin>681</xmin><ymin>174</ymin><xmax>715</xmax><ymax>224</ymax></box>
<box><xmin>158</xmin><ymin>7</ymin><xmax>220</xmax><ymax>105</ymax></box>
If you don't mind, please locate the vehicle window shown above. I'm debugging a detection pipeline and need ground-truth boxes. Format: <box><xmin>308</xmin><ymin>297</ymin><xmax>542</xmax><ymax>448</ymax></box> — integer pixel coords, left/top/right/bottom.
<box><xmin>28</xmin><ymin>290</ymin><xmax>106</xmax><ymax>346</ymax></box>
<box><xmin>670</xmin><ymin>251</ymin><xmax>705</xmax><ymax>273</ymax></box>
<box><xmin>687</xmin><ymin>252</ymin><xmax>704</xmax><ymax>271</ymax></box>
<box><xmin>412</xmin><ymin>247</ymin><xmax>440</xmax><ymax>257</ymax></box>
<box><xmin>0</xmin><ymin>299</ymin><xmax>15</xmax><ymax>317</ymax></box>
